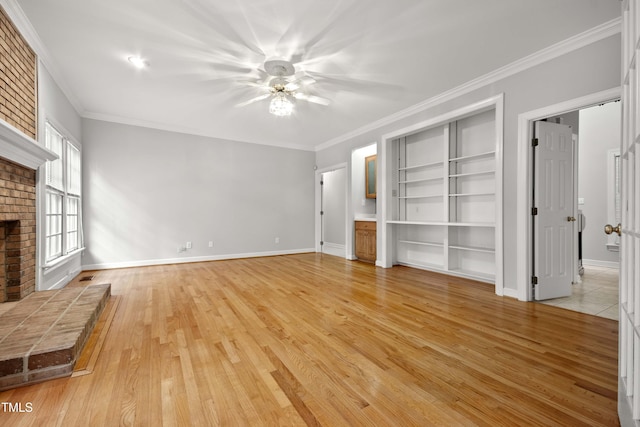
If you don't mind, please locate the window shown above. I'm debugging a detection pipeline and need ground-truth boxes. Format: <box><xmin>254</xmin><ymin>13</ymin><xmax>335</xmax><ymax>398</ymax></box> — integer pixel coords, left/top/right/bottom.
<box><xmin>44</xmin><ymin>122</ymin><xmax>82</xmax><ymax>262</ymax></box>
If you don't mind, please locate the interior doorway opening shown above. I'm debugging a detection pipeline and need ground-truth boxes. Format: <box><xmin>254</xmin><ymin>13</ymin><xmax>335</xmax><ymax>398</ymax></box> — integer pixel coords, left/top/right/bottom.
<box><xmin>532</xmin><ymin>100</ymin><xmax>621</xmax><ymax>319</ymax></box>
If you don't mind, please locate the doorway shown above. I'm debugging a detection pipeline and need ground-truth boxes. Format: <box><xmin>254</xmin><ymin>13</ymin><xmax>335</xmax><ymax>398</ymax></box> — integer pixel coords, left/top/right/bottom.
<box><xmin>522</xmin><ymin>95</ymin><xmax>621</xmax><ymax>318</ymax></box>
<box><xmin>516</xmin><ymin>87</ymin><xmax>621</xmax><ymax>303</ymax></box>
<box><xmin>536</xmin><ymin>102</ymin><xmax>620</xmax><ymax>319</ymax></box>
<box><xmin>319</xmin><ymin>167</ymin><xmax>347</xmax><ymax>257</ymax></box>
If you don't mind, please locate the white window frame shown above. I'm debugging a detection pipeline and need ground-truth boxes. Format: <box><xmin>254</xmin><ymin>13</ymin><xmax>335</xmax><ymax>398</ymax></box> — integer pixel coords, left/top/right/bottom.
<box><xmin>606</xmin><ymin>147</ymin><xmax>621</xmax><ymax>251</ymax></box>
<box><xmin>44</xmin><ymin>121</ymin><xmax>83</xmax><ymax>264</ymax></box>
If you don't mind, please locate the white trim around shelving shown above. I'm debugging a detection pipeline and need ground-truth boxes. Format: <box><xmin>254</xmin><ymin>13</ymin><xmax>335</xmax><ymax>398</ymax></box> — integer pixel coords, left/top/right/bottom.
<box><xmin>380</xmin><ymin>94</ymin><xmax>504</xmax><ymax>295</ymax></box>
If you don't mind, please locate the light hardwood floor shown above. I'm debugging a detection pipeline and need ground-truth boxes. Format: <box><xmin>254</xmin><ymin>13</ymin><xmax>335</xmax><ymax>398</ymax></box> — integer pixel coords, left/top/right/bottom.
<box><xmin>0</xmin><ymin>254</ymin><xmax>618</xmax><ymax>426</ymax></box>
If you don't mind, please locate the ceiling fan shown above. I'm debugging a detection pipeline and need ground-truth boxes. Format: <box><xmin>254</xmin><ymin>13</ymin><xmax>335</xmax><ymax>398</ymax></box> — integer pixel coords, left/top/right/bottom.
<box><xmin>236</xmin><ymin>59</ymin><xmax>330</xmax><ymax>116</ymax></box>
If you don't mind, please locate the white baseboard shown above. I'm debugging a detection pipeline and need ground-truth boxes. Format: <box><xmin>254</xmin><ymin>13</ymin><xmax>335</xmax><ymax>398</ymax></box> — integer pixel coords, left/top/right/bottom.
<box><xmin>44</xmin><ymin>266</ymin><xmax>82</xmax><ymax>290</ymax></box>
<box><xmin>81</xmin><ymin>248</ymin><xmax>316</xmax><ymax>271</ymax></box>
<box><xmin>321</xmin><ymin>242</ymin><xmax>345</xmax><ymax>258</ymax></box>
<box><xmin>582</xmin><ymin>259</ymin><xmax>620</xmax><ymax>269</ymax></box>
<box><xmin>501</xmin><ymin>288</ymin><xmax>519</xmax><ymax>299</ymax></box>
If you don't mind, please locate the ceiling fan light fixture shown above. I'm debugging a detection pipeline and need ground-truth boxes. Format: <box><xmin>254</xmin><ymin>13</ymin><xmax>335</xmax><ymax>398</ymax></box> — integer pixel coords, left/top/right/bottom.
<box><xmin>269</xmin><ymin>93</ymin><xmax>293</xmax><ymax>116</ymax></box>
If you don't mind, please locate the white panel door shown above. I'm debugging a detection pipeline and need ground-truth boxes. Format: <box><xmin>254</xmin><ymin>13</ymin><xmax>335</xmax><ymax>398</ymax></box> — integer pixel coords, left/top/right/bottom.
<box><xmin>534</xmin><ymin>121</ymin><xmax>574</xmax><ymax>300</ymax></box>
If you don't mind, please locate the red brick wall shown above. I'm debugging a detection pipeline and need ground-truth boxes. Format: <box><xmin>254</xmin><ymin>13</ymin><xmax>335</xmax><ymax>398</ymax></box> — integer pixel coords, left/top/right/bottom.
<box><xmin>0</xmin><ymin>6</ymin><xmax>38</xmax><ymax>302</ymax></box>
<box><xmin>0</xmin><ymin>158</ymin><xmax>36</xmax><ymax>302</ymax></box>
<box><xmin>0</xmin><ymin>5</ymin><xmax>37</xmax><ymax>139</ymax></box>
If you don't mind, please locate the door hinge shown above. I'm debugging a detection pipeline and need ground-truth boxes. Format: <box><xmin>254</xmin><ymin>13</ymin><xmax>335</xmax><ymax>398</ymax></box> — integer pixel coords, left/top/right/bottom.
<box><xmin>531</xmin><ymin>207</ymin><xmax>538</xmax><ymax>216</ymax></box>
<box><xmin>320</xmin><ymin>180</ymin><xmax>324</xmax><ymax>186</ymax></box>
<box><xmin>320</xmin><ymin>241</ymin><xmax>324</xmax><ymax>246</ymax></box>
<box><xmin>320</xmin><ymin>211</ymin><xmax>324</xmax><ymax>216</ymax></box>
<box><xmin>531</xmin><ymin>276</ymin><xmax>538</xmax><ymax>285</ymax></box>
<box><xmin>532</xmin><ymin>138</ymin><xmax>539</xmax><ymax>147</ymax></box>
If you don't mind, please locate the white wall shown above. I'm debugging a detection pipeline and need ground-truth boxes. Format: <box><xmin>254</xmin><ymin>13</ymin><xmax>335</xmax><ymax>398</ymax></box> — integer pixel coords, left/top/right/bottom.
<box><xmin>82</xmin><ymin>119</ymin><xmax>315</xmax><ymax>269</ymax></box>
<box><xmin>578</xmin><ymin>101</ymin><xmax>621</xmax><ymax>266</ymax></box>
<box><xmin>315</xmin><ymin>33</ymin><xmax>621</xmax><ymax>295</ymax></box>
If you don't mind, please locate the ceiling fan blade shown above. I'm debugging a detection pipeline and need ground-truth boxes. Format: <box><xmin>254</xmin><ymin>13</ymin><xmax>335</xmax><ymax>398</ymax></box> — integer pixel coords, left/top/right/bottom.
<box><xmin>235</xmin><ymin>93</ymin><xmax>271</xmax><ymax>108</ymax></box>
<box><xmin>304</xmin><ymin>71</ymin><xmax>401</xmax><ymax>93</ymax></box>
<box><xmin>293</xmin><ymin>93</ymin><xmax>330</xmax><ymax>106</ymax></box>
<box><xmin>209</xmin><ymin>62</ymin><xmax>254</xmax><ymax>75</ymax></box>
<box><xmin>182</xmin><ymin>0</ymin><xmax>265</xmax><ymax>56</ymax></box>
<box><xmin>285</xmin><ymin>74</ymin><xmax>316</xmax><ymax>91</ymax></box>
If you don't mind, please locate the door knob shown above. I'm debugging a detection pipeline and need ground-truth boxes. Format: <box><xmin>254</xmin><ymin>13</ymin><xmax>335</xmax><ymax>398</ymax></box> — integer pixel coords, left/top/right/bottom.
<box><xmin>567</xmin><ymin>216</ymin><xmax>576</xmax><ymax>222</ymax></box>
<box><xmin>604</xmin><ymin>223</ymin><xmax>621</xmax><ymax>236</ymax></box>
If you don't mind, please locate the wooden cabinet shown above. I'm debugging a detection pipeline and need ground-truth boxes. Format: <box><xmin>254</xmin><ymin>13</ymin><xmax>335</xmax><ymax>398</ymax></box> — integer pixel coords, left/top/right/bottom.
<box><xmin>355</xmin><ymin>221</ymin><xmax>376</xmax><ymax>263</ymax></box>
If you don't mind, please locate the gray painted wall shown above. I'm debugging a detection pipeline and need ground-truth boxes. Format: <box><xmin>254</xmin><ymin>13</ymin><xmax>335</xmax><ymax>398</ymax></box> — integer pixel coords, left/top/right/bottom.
<box><xmin>315</xmin><ymin>34</ymin><xmax>621</xmax><ymax>294</ymax></box>
<box><xmin>82</xmin><ymin>119</ymin><xmax>315</xmax><ymax>269</ymax></box>
<box><xmin>578</xmin><ymin>101</ymin><xmax>621</xmax><ymax>265</ymax></box>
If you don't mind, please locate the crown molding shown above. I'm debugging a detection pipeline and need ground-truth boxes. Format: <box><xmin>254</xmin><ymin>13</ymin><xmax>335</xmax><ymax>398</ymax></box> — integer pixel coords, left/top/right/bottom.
<box><xmin>315</xmin><ymin>17</ymin><xmax>622</xmax><ymax>152</ymax></box>
<box><xmin>0</xmin><ymin>0</ymin><xmax>85</xmax><ymax>116</ymax></box>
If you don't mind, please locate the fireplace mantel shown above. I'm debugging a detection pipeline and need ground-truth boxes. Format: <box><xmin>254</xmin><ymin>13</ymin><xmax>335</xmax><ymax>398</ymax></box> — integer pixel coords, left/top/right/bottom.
<box><xmin>0</xmin><ymin>118</ymin><xmax>57</xmax><ymax>169</ymax></box>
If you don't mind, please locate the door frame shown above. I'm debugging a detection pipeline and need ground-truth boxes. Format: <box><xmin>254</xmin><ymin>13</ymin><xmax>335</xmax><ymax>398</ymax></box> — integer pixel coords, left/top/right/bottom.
<box><xmin>315</xmin><ymin>162</ymin><xmax>349</xmax><ymax>256</ymax></box>
<box><xmin>516</xmin><ymin>87</ymin><xmax>621</xmax><ymax>301</ymax></box>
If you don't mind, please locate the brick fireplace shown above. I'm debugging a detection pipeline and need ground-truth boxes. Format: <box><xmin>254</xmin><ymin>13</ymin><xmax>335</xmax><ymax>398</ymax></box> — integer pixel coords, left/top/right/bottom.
<box><xmin>0</xmin><ymin>4</ymin><xmax>55</xmax><ymax>302</ymax></box>
<box><xmin>0</xmin><ymin>157</ymin><xmax>36</xmax><ymax>302</ymax></box>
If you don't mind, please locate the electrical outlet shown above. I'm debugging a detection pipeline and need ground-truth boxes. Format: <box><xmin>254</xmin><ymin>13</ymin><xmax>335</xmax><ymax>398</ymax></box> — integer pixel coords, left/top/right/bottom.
<box><xmin>208</xmin><ymin>241</ymin><xmax>213</xmax><ymax>248</ymax></box>
<box><xmin>186</xmin><ymin>241</ymin><xmax>192</xmax><ymax>249</ymax></box>
<box><xmin>275</xmin><ymin>237</ymin><xmax>280</xmax><ymax>244</ymax></box>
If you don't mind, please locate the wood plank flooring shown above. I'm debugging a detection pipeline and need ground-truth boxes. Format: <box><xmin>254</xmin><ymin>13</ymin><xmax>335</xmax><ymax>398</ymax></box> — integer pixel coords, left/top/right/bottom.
<box><xmin>0</xmin><ymin>253</ymin><xmax>618</xmax><ymax>426</ymax></box>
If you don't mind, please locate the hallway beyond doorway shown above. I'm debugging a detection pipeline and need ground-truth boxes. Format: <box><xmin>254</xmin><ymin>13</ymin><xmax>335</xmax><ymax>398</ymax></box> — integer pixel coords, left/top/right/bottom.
<box><xmin>539</xmin><ymin>265</ymin><xmax>618</xmax><ymax>320</ymax></box>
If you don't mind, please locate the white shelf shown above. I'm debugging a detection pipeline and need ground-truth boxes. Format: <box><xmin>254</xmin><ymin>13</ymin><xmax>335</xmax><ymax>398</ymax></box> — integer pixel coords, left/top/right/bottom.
<box><xmin>449</xmin><ymin>170</ymin><xmax>495</xmax><ymax>178</ymax></box>
<box><xmin>396</xmin><ymin>260</ymin><xmax>444</xmax><ymax>271</ymax></box>
<box><xmin>398</xmin><ymin>194</ymin><xmax>442</xmax><ymax>199</ymax></box>
<box><xmin>399</xmin><ymin>176</ymin><xmax>444</xmax><ymax>184</ymax></box>
<box><xmin>398</xmin><ymin>240</ymin><xmax>444</xmax><ymax>248</ymax></box>
<box><xmin>448</xmin><ymin>222</ymin><xmax>495</xmax><ymax>228</ymax></box>
<box><xmin>449</xmin><ymin>150</ymin><xmax>495</xmax><ymax>163</ymax></box>
<box><xmin>448</xmin><ymin>268</ymin><xmax>495</xmax><ymax>283</ymax></box>
<box><xmin>449</xmin><ymin>244</ymin><xmax>495</xmax><ymax>254</ymax></box>
<box><xmin>449</xmin><ymin>192</ymin><xmax>495</xmax><ymax>197</ymax></box>
<box><xmin>398</xmin><ymin>160</ymin><xmax>443</xmax><ymax>171</ymax></box>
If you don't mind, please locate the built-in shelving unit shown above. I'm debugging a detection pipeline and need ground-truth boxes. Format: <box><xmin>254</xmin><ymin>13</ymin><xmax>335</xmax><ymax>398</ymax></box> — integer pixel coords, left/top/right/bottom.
<box><xmin>389</xmin><ymin>106</ymin><xmax>501</xmax><ymax>284</ymax></box>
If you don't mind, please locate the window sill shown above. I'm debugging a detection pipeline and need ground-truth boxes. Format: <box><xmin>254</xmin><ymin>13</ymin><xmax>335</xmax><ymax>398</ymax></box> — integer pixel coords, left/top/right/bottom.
<box><xmin>43</xmin><ymin>247</ymin><xmax>85</xmax><ymax>274</ymax></box>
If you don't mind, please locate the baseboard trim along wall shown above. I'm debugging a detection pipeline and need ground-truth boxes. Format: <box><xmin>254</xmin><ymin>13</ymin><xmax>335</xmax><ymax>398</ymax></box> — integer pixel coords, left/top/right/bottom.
<box><xmin>582</xmin><ymin>259</ymin><xmax>620</xmax><ymax>269</ymax></box>
<box><xmin>81</xmin><ymin>248</ymin><xmax>316</xmax><ymax>271</ymax></box>
<box><xmin>321</xmin><ymin>242</ymin><xmax>346</xmax><ymax>258</ymax></box>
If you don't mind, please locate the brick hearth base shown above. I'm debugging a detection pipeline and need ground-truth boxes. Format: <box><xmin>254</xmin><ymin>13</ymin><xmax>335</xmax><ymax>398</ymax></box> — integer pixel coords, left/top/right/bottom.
<box><xmin>0</xmin><ymin>283</ymin><xmax>111</xmax><ymax>390</ymax></box>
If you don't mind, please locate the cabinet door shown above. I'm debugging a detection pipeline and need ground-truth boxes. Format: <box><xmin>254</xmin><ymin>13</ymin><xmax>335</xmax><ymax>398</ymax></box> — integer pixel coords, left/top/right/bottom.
<box><xmin>366</xmin><ymin>230</ymin><xmax>377</xmax><ymax>260</ymax></box>
<box><xmin>355</xmin><ymin>230</ymin><xmax>368</xmax><ymax>259</ymax></box>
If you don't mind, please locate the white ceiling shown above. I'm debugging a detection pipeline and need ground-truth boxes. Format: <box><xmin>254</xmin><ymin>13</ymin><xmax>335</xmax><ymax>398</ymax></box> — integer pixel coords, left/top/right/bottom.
<box><xmin>13</xmin><ymin>0</ymin><xmax>620</xmax><ymax>151</ymax></box>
